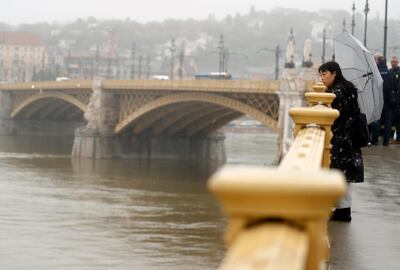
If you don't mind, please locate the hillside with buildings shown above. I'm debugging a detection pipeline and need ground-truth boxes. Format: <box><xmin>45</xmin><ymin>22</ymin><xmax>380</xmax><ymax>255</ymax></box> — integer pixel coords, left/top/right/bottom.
<box><xmin>0</xmin><ymin>7</ymin><xmax>399</xmax><ymax>82</ymax></box>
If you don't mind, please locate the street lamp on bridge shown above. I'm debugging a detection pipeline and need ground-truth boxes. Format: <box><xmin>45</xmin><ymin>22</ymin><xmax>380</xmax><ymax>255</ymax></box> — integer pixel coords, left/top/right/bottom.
<box><xmin>218</xmin><ymin>34</ymin><xmax>225</xmax><ymax>76</ymax></box>
<box><xmin>363</xmin><ymin>0</ymin><xmax>370</xmax><ymax>47</ymax></box>
<box><xmin>351</xmin><ymin>1</ymin><xmax>356</xmax><ymax>35</ymax></box>
<box><xmin>130</xmin><ymin>42</ymin><xmax>136</xmax><ymax>79</ymax></box>
<box><xmin>322</xmin><ymin>28</ymin><xmax>326</xmax><ymax>63</ymax></box>
<box><xmin>170</xmin><ymin>38</ymin><xmax>176</xmax><ymax>80</ymax></box>
<box><xmin>383</xmin><ymin>0</ymin><xmax>389</xmax><ymax>61</ymax></box>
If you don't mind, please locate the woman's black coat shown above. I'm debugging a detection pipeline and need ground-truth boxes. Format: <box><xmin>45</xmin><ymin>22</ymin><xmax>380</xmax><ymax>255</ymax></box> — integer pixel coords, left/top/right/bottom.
<box><xmin>327</xmin><ymin>83</ymin><xmax>364</xmax><ymax>183</ymax></box>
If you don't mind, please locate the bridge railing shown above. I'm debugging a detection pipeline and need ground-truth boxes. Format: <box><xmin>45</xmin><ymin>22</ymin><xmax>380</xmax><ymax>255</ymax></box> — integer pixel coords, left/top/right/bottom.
<box><xmin>208</xmin><ymin>84</ymin><xmax>346</xmax><ymax>270</ymax></box>
<box><xmin>0</xmin><ymin>79</ymin><xmax>280</xmax><ymax>93</ymax></box>
<box><xmin>0</xmin><ymin>80</ymin><xmax>92</xmax><ymax>90</ymax></box>
<box><xmin>103</xmin><ymin>79</ymin><xmax>280</xmax><ymax>93</ymax></box>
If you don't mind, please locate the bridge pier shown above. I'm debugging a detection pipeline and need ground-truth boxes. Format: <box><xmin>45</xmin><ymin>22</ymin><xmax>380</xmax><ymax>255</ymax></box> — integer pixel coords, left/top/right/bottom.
<box><xmin>0</xmin><ymin>91</ymin><xmax>15</xmax><ymax>134</ymax></box>
<box><xmin>72</xmin><ymin>131</ymin><xmax>116</xmax><ymax>158</ymax></box>
<box><xmin>71</xmin><ymin>77</ymin><xmax>227</xmax><ymax>160</ymax></box>
<box><xmin>72</xmin><ymin>131</ymin><xmax>226</xmax><ymax>161</ymax></box>
<box><xmin>71</xmin><ymin>77</ymin><xmax>119</xmax><ymax>158</ymax></box>
<box><xmin>116</xmin><ymin>132</ymin><xmax>226</xmax><ymax>160</ymax></box>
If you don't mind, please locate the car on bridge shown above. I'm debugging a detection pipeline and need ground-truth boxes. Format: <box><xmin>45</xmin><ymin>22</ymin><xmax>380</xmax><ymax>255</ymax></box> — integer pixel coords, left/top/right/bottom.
<box><xmin>195</xmin><ymin>72</ymin><xmax>232</xmax><ymax>80</ymax></box>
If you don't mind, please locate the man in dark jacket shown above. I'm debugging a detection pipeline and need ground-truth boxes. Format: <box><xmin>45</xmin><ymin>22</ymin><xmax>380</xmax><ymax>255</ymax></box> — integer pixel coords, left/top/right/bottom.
<box><xmin>383</xmin><ymin>56</ymin><xmax>400</xmax><ymax>145</ymax></box>
<box><xmin>370</xmin><ymin>54</ymin><xmax>389</xmax><ymax>145</ymax></box>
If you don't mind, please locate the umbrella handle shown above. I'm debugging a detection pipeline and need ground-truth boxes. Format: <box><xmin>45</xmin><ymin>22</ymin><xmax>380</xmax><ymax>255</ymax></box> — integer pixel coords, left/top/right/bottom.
<box><xmin>362</xmin><ymin>72</ymin><xmax>373</xmax><ymax>78</ymax></box>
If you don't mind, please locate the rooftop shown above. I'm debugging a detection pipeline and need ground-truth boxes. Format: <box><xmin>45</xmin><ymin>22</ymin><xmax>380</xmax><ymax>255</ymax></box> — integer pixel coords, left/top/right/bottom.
<box><xmin>0</xmin><ymin>31</ymin><xmax>43</xmax><ymax>46</ymax></box>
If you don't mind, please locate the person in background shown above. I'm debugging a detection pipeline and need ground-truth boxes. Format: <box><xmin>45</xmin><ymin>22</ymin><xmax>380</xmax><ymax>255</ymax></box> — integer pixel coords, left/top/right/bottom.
<box><xmin>384</xmin><ymin>56</ymin><xmax>400</xmax><ymax>145</ymax></box>
<box><xmin>370</xmin><ymin>53</ymin><xmax>388</xmax><ymax>145</ymax></box>
<box><xmin>319</xmin><ymin>61</ymin><xmax>364</xmax><ymax>222</ymax></box>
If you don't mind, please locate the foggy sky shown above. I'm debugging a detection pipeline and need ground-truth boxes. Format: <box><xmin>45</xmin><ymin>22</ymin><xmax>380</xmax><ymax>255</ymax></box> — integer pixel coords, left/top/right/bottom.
<box><xmin>0</xmin><ymin>0</ymin><xmax>399</xmax><ymax>24</ymax></box>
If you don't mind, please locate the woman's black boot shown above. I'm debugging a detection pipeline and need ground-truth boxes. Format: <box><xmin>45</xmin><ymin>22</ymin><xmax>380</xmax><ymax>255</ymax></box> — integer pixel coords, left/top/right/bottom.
<box><xmin>330</xmin><ymin>207</ymin><xmax>352</xmax><ymax>222</ymax></box>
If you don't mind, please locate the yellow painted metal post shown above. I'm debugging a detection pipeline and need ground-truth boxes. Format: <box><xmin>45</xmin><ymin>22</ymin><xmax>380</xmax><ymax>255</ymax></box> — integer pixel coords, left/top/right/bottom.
<box><xmin>312</xmin><ymin>82</ymin><xmax>325</xmax><ymax>93</ymax></box>
<box><xmin>208</xmin><ymin>168</ymin><xmax>346</xmax><ymax>270</ymax></box>
<box><xmin>289</xmin><ymin>107</ymin><xmax>339</xmax><ymax>168</ymax></box>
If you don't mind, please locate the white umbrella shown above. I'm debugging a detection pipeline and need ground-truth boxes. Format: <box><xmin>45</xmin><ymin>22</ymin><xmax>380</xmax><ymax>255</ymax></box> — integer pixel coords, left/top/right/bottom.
<box><xmin>334</xmin><ymin>31</ymin><xmax>383</xmax><ymax>124</ymax></box>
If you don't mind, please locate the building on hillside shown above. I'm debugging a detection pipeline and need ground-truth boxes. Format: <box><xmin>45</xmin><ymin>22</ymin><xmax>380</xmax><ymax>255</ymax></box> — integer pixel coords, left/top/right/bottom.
<box><xmin>64</xmin><ymin>52</ymin><xmax>143</xmax><ymax>80</ymax></box>
<box><xmin>0</xmin><ymin>31</ymin><xmax>47</xmax><ymax>82</ymax></box>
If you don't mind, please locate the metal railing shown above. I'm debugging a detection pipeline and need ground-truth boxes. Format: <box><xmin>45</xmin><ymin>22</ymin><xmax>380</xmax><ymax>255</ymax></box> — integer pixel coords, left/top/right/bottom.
<box><xmin>208</xmin><ymin>84</ymin><xmax>346</xmax><ymax>270</ymax></box>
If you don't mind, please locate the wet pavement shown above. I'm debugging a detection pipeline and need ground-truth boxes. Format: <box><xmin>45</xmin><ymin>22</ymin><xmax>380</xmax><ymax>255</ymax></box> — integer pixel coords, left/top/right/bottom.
<box><xmin>329</xmin><ymin>144</ymin><xmax>400</xmax><ymax>270</ymax></box>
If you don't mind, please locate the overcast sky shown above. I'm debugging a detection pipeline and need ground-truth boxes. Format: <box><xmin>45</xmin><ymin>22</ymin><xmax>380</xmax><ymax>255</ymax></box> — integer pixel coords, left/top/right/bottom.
<box><xmin>1</xmin><ymin>0</ymin><xmax>399</xmax><ymax>24</ymax></box>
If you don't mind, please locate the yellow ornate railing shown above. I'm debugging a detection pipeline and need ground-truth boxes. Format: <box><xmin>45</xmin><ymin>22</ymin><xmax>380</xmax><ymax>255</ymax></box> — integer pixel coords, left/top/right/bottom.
<box><xmin>208</xmin><ymin>85</ymin><xmax>345</xmax><ymax>270</ymax></box>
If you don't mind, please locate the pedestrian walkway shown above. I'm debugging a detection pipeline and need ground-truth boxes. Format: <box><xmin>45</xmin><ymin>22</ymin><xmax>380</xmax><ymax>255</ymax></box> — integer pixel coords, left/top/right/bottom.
<box><xmin>329</xmin><ymin>145</ymin><xmax>400</xmax><ymax>269</ymax></box>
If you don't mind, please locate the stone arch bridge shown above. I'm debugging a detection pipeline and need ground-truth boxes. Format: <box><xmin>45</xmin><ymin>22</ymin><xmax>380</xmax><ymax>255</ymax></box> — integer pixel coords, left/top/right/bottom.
<box><xmin>0</xmin><ymin>77</ymin><xmax>313</xmax><ymax>159</ymax></box>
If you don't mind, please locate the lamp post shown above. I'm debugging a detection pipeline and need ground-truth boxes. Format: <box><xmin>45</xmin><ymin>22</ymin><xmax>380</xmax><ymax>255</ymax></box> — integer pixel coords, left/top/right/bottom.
<box><xmin>383</xmin><ymin>0</ymin><xmax>388</xmax><ymax>60</ymax></box>
<box><xmin>322</xmin><ymin>28</ymin><xmax>326</xmax><ymax>63</ymax></box>
<box><xmin>178</xmin><ymin>48</ymin><xmax>185</xmax><ymax>79</ymax></box>
<box><xmin>138</xmin><ymin>55</ymin><xmax>143</xmax><ymax>79</ymax></box>
<box><xmin>218</xmin><ymin>34</ymin><xmax>226</xmax><ymax>76</ymax></box>
<box><xmin>170</xmin><ymin>38</ymin><xmax>176</xmax><ymax>80</ymax></box>
<box><xmin>95</xmin><ymin>45</ymin><xmax>100</xmax><ymax>77</ymax></box>
<box><xmin>146</xmin><ymin>53</ymin><xmax>151</xmax><ymax>79</ymax></box>
<box><xmin>130</xmin><ymin>42</ymin><xmax>136</xmax><ymax>79</ymax></box>
<box><xmin>351</xmin><ymin>1</ymin><xmax>356</xmax><ymax>35</ymax></box>
<box><xmin>363</xmin><ymin>0</ymin><xmax>370</xmax><ymax>47</ymax></box>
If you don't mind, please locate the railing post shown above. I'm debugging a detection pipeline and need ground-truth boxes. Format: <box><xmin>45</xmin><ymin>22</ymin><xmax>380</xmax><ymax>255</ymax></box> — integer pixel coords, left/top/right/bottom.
<box><xmin>311</xmin><ymin>82</ymin><xmax>325</xmax><ymax>93</ymax></box>
<box><xmin>208</xmin><ymin>168</ymin><xmax>346</xmax><ymax>270</ymax></box>
<box><xmin>305</xmin><ymin>83</ymin><xmax>337</xmax><ymax>169</ymax></box>
<box><xmin>289</xmin><ymin>107</ymin><xmax>338</xmax><ymax>168</ymax></box>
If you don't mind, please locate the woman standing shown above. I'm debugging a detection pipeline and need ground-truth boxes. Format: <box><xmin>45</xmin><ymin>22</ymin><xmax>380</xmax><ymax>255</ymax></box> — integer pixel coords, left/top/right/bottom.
<box><xmin>319</xmin><ymin>61</ymin><xmax>364</xmax><ymax>222</ymax></box>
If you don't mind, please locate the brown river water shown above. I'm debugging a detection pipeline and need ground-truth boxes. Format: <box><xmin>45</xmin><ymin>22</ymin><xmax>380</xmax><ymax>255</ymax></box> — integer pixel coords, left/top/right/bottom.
<box><xmin>1</xmin><ymin>133</ymin><xmax>398</xmax><ymax>269</ymax></box>
<box><xmin>0</xmin><ymin>133</ymin><xmax>278</xmax><ymax>269</ymax></box>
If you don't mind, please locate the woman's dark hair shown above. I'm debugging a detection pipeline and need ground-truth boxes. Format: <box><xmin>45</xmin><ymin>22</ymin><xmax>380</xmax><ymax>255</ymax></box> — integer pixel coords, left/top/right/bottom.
<box><xmin>319</xmin><ymin>61</ymin><xmax>357</xmax><ymax>92</ymax></box>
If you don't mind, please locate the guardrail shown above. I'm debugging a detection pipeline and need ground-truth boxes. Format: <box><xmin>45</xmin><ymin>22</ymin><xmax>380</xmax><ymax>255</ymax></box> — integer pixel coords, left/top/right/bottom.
<box><xmin>208</xmin><ymin>84</ymin><xmax>346</xmax><ymax>270</ymax></box>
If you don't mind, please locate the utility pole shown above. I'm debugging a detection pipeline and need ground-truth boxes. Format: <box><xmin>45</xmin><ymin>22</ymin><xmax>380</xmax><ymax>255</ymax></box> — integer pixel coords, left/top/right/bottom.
<box><xmin>130</xmin><ymin>42</ymin><xmax>136</xmax><ymax>79</ymax></box>
<box><xmin>351</xmin><ymin>1</ymin><xmax>356</xmax><ymax>35</ymax></box>
<box><xmin>66</xmin><ymin>49</ymin><xmax>71</xmax><ymax>78</ymax></box>
<box><xmin>146</xmin><ymin>53</ymin><xmax>150</xmax><ymax>79</ymax></box>
<box><xmin>383</xmin><ymin>0</ymin><xmax>388</xmax><ymax>60</ymax></box>
<box><xmin>363</xmin><ymin>0</ymin><xmax>370</xmax><ymax>47</ymax></box>
<box><xmin>170</xmin><ymin>38</ymin><xmax>176</xmax><ymax>80</ymax></box>
<box><xmin>274</xmin><ymin>45</ymin><xmax>280</xmax><ymax>80</ymax></box>
<box><xmin>95</xmin><ymin>45</ymin><xmax>100</xmax><ymax>77</ymax></box>
<box><xmin>218</xmin><ymin>33</ymin><xmax>224</xmax><ymax>77</ymax></box>
<box><xmin>179</xmin><ymin>47</ymin><xmax>185</xmax><ymax>79</ymax></box>
<box><xmin>138</xmin><ymin>55</ymin><xmax>143</xmax><ymax>79</ymax></box>
<box><xmin>322</xmin><ymin>28</ymin><xmax>326</xmax><ymax>63</ymax></box>
<box><xmin>107</xmin><ymin>57</ymin><xmax>111</xmax><ymax>79</ymax></box>
<box><xmin>41</xmin><ymin>50</ymin><xmax>45</xmax><ymax>80</ymax></box>
<box><xmin>223</xmin><ymin>47</ymin><xmax>229</xmax><ymax>72</ymax></box>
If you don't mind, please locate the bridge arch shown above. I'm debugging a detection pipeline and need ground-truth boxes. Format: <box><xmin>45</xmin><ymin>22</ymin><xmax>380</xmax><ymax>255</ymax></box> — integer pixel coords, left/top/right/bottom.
<box><xmin>114</xmin><ymin>92</ymin><xmax>278</xmax><ymax>134</ymax></box>
<box><xmin>11</xmin><ymin>92</ymin><xmax>87</xmax><ymax>118</ymax></box>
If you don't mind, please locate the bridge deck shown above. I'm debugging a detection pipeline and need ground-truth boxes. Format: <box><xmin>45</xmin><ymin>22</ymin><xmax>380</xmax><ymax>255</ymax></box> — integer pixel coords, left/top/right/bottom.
<box><xmin>0</xmin><ymin>79</ymin><xmax>283</xmax><ymax>93</ymax></box>
<box><xmin>329</xmin><ymin>145</ymin><xmax>400</xmax><ymax>270</ymax></box>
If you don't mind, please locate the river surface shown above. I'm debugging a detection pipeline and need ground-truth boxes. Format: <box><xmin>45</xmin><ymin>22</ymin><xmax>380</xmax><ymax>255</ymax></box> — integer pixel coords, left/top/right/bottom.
<box><xmin>2</xmin><ymin>133</ymin><xmax>398</xmax><ymax>269</ymax></box>
<box><xmin>0</xmin><ymin>133</ymin><xmax>278</xmax><ymax>269</ymax></box>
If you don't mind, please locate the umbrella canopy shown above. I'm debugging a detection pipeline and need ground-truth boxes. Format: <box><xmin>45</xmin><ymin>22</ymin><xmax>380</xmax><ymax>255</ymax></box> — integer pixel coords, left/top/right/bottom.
<box><xmin>334</xmin><ymin>31</ymin><xmax>383</xmax><ymax>124</ymax></box>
